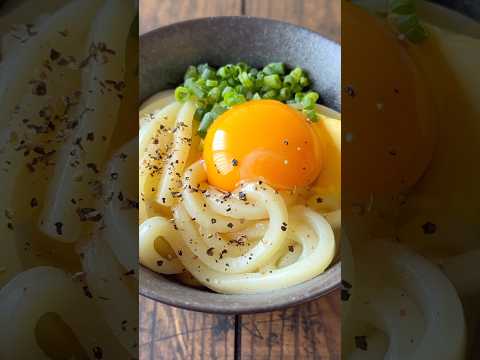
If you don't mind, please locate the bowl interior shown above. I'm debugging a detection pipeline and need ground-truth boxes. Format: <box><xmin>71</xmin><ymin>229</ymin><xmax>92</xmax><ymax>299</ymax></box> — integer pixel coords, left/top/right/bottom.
<box><xmin>140</xmin><ymin>16</ymin><xmax>341</xmax><ymax>314</ymax></box>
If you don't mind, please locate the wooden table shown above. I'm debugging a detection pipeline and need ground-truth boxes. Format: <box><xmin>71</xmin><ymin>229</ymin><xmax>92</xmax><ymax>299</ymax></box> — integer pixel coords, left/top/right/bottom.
<box><xmin>139</xmin><ymin>1</ymin><xmax>341</xmax><ymax>359</ymax></box>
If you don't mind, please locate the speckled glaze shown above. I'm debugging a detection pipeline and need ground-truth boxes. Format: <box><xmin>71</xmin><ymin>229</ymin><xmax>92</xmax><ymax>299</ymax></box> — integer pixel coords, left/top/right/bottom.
<box><xmin>140</xmin><ymin>16</ymin><xmax>341</xmax><ymax>314</ymax></box>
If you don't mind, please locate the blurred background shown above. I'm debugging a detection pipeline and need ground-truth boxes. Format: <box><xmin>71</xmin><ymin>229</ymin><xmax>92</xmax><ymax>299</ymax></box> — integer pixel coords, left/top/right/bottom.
<box><xmin>139</xmin><ymin>1</ymin><xmax>340</xmax><ymax>360</ymax></box>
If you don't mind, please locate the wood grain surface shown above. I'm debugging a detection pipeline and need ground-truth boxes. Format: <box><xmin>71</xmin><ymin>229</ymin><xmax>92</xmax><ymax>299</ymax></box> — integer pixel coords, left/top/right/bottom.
<box><xmin>139</xmin><ymin>1</ymin><xmax>341</xmax><ymax>359</ymax></box>
<box><xmin>244</xmin><ymin>0</ymin><xmax>340</xmax><ymax>42</ymax></box>
<box><xmin>140</xmin><ymin>0</ymin><xmax>242</xmax><ymax>34</ymax></box>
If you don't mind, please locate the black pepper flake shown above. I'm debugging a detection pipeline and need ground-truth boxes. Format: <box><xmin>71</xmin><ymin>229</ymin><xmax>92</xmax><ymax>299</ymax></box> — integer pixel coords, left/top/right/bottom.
<box><xmin>110</xmin><ymin>172</ymin><xmax>119</xmax><ymax>180</ymax></box>
<box><xmin>211</xmin><ymin>218</ymin><xmax>217</xmax><ymax>224</ymax></box>
<box><xmin>341</xmin><ymin>289</ymin><xmax>351</xmax><ymax>301</ymax></box>
<box><xmin>355</xmin><ymin>336</ymin><xmax>368</xmax><ymax>351</ymax></box>
<box><xmin>92</xmin><ymin>346</ymin><xmax>103</xmax><ymax>359</ymax></box>
<box><xmin>77</xmin><ymin>207</ymin><xmax>102</xmax><ymax>222</ymax></box>
<box><xmin>30</xmin><ymin>198</ymin><xmax>38</xmax><ymax>208</ymax></box>
<box><xmin>156</xmin><ymin>260</ymin><xmax>164</xmax><ymax>267</ymax></box>
<box><xmin>82</xmin><ymin>286</ymin><xmax>93</xmax><ymax>298</ymax></box>
<box><xmin>178</xmin><ymin>250</ymin><xmax>183</xmax><ymax>256</ymax></box>
<box><xmin>281</xmin><ymin>225</ymin><xmax>287</xmax><ymax>232</ymax></box>
<box><xmin>239</xmin><ymin>192</ymin><xmax>247</xmax><ymax>201</ymax></box>
<box><xmin>227</xmin><ymin>222</ymin><xmax>234</xmax><ymax>229</ymax></box>
<box><xmin>207</xmin><ymin>247</ymin><xmax>215</xmax><ymax>256</ymax></box>
<box><xmin>346</xmin><ymin>85</ymin><xmax>356</xmax><ymax>97</ymax></box>
<box><xmin>231</xmin><ymin>159</ymin><xmax>239</xmax><ymax>167</ymax></box>
<box><xmin>121</xmin><ymin>320</ymin><xmax>128</xmax><ymax>331</ymax></box>
<box><xmin>86</xmin><ymin>163</ymin><xmax>99</xmax><ymax>173</ymax></box>
<box><xmin>422</xmin><ymin>222</ymin><xmax>436</xmax><ymax>235</ymax></box>
<box><xmin>54</xmin><ymin>222</ymin><xmax>63</xmax><ymax>235</ymax></box>
<box><xmin>288</xmin><ymin>245</ymin><xmax>294</xmax><ymax>252</ymax></box>
<box><xmin>50</xmin><ymin>48</ymin><xmax>60</xmax><ymax>61</ymax></box>
<box><xmin>316</xmin><ymin>197</ymin><xmax>323</xmax><ymax>204</ymax></box>
<box><xmin>32</xmin><ymin>81</ymin><xmax>47</xmax><ymax>96</ymax></box>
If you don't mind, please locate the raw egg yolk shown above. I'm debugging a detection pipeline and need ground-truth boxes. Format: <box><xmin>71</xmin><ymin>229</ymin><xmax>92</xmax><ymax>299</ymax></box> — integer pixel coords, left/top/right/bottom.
<box><xmin>203</xmin><ymin>99</ymin><xmax>323</xmax><ymax>192</ymax></box>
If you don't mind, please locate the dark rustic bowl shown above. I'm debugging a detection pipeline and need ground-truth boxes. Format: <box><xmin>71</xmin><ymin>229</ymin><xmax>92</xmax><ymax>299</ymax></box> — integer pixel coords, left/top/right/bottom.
<box><xmin>140</xmin><ymin>16</ymin><xmax>341</xmax><ymax>314</ymax></box>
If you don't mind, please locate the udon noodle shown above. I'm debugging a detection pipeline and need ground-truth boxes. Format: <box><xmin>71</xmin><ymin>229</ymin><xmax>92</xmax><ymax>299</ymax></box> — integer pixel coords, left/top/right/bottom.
<box><xmin>0</xmin><ymin>0</ymin><xmax>137</xmax><ymax>358</ymax></box>
<box><xmin>139</xmin><ymin>91</ymin><xmax>340</xmax><ymax>294</ymax></box>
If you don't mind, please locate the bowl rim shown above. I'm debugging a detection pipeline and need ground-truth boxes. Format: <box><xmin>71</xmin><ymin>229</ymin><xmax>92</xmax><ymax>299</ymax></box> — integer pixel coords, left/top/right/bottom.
<box><xmin>139</xmin><ymin>15</ymin><xmax>341</xmax><ymax>314</ymax></box>
<box><xmin>140</xmin><ymin>15</ymin><xmax>340</xmax><ymax>45</ymax></box>
<box><xmin>140</xmin><ymin>264</ymin><xmax>341</xmax><ymax>314</ymax></box>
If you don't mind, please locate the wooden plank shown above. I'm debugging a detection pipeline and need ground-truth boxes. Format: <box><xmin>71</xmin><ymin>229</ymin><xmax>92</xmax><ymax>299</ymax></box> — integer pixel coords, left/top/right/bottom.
<box><xmin>238</xmin><ymin>290</ymin><xmax>340</xmax><ymax>360</ymax></box>
<box><xmin>244</xmin><ymin>0</ymin><xmax>341</xmax><ymax>43</ymax></box>
<box><xmin>139</xmin><ymin>0</ymin><xmax>243</xmax><ymax>35</ymax></box>
<box><xmin>139</xmin><ymin>295</ymin><xmax>236</xmax><ymax>360</ymax></box>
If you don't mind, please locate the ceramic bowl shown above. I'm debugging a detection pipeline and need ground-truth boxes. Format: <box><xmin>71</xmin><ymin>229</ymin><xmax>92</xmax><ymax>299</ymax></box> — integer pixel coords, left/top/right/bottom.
<box><xmin>139</xmin><ymin>16</ymin><xmax>341</xmax><ymax>314</ymax></box>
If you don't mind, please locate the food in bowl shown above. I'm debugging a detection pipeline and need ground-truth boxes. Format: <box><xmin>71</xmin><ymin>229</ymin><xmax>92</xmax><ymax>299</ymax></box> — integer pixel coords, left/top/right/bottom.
<box><xmin>139</xmin><ymin>62</ymin><xmax>341</xmax><ymax>294</ymax></box>
<box><xmin>342</xmin><ymin>0</ymin><xmax>480</xmax><ymax>358</ymax></box>
<box><xmin>0</xmin><ymin>0</ymin><xmax>138</xmax><ymax>358</ymax></box>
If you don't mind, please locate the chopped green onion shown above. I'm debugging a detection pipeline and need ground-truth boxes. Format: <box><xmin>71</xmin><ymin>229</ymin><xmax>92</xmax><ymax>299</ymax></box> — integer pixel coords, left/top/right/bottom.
<box><xmin>263</xmin><ymin>62</ymin><xmax>285</xmax><ymax>75</ymax></box>
<box><xmin>198</xmin><ymin>105</ymin><xmax>227</xmax><ymax>138</ymax></box>
<box><xmin>294</xmin><ymin>92</ymin><xmax>304</xmax><ymax>103</ymax></box>
<box><xmin>283</xmin><ymin>74</ymin><xmax>296</xmax><ymax>87</ymax></box>
<box><xmin>263</xmin><ymin>74</ymin><xmax>282</xmax><ymax>90</ymax></box>
<box><xmin>238</xmin><ymin>72</ymin><xmax>254</xmax><ymax>89</ymax></box>
<box><xmin>304</xmin><ymin>109</ymin><xmax>318</xmax><ymax>122</ymax></box>
<box><xmin>206</xmin><ymin>79</ymin><xmax>218</xmax><ymax>87</ymax></box>
<box><xmin>175</xmin><ymin>86</ymin><xmax>190</xmax><ymax>103</ymax></box>
<box><xmin>291</xmin><ymin>67</ymin><xmax>304</xmax><ymax>81</ymax></box>
<box><xmin>207</xmin><ymin>87</ymin><xmax>221</xmax><ymax>102</ymax></box>
<box><xmin>184</xmin><ymin>78</ymin><xmax>205</xmax><ymax>99</ymax></box>
<box><xmin>198</xmin><ymin>112</ymin><xmax>216</xmax><ymax>137</ymax></box>
<box><xmin>201</xmin><ymin>67</ymin><xmax>216</xmax><ymax>80</ymax></box>
<box><xmin>302</xmin><ymin>91</ymin><xmax>320</xmax><ymax>107</ymax></box>
<box><xmin>222</xmin><ymin>86</ymin><xmax>234</xmax><ymax>97</ymax></box>
<box><xmin>388</xmin><ymin>0</ymin><xmax>427</xmax><ymax>43</ymax></box>
<box><xmin>224</xmin><ymin>92</ymin><xmax>246</xmax><ymax>106</ymax></box>
<box><xmin>217</xmin><ymin>65</ymin><xmax>233</xmax><ymax>79</ymax></box>
<box><xmin>184</xmin><ymin>65</ymin><xmax>198</xmax><ymax>80</ymax></box>
<box><xmin>262</xmin><ymin>90</ymin><xmax>278</xmax><ymax>99</ymax></box>
<box><xmin>299</xmin><ymin>76</ymin><xmax>310</xmax><ymax>87</ymax></box>
<box><xmin>279</xmin><ymin>87</ymin><xmax>291</xmax><ymax>101</ymax></box>
<box><xmin>175</xmin><ymin>62</ymin><xmax>321</xmax><ymax>135</ymax></box>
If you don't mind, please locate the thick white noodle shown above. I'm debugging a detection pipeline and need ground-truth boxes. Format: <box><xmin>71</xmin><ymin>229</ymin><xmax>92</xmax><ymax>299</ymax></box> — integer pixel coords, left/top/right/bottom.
<box><xmin>155</xmin><ymin>101</ymin><xmax>196</xmax><ymax>207</ymax></box>
<box><xmin>0</xmin><ymin>1</ymin><xmax>138</xmax><ymax>356</ymax></box>
<box><xmin>103</xmin><ymin>138</ymin><xmax>138</xmax><ymax>275</ymax></box>
<box><xmin>180</xmin><ymin>162</ymin><xmax>289</xmax><ymax>273</ymax></box>
<box><xmin>0</xmin><ymin>267</ymin><xmax>128</xmax><ymax>359</ymax></box>
<box><xmin>346</xmin><ymin>240</ymin><xmax>466</xmax><ymax>360</ymax></box>
<box><xmin>139</xmin><ymin>218</ymin><xmax>184</xmax><ymax>274</ymax></box>
<box><xmin>0</xmin><ymin>0</ymin><xmax>103</xmax><ymax>288</ymax></box>
<box><xmin>40</xmin><ymin>0</ymin><xmax>135</xmax><ymax>242</ymax></box>
<box><xmin>139</xmin><ymin>90</ymin><xmax>177</xmax><ymax>126</ymax></box>
<box><xmin>82</xmin><ymin>236</ymin><xmax>138</xmax><ymax>357</ymax></box>
<box><xmin>169</xmin><ymin>204</ymin><xmax>335</xmax><ymax>294</ymax></box>
<box><xmin>138</xmin><ymin>97</ymin><xmax>338</xmax><ymax>293</ymax></box>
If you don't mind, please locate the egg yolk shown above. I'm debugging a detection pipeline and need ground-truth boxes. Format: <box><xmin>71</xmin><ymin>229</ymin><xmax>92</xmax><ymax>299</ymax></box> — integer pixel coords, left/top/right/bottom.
<box><xmin>203</xmin><ymin>99</ymin><xmax>323</xmax><ymax>192</ymax></box>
